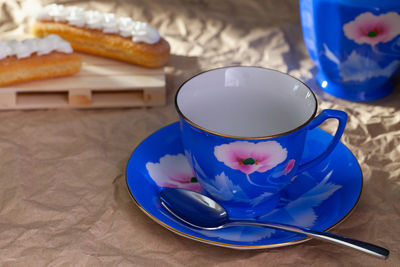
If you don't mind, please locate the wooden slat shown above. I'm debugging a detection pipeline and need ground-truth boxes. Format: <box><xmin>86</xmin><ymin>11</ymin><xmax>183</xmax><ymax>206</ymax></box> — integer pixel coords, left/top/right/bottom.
<box><xmin>143</xmin><ymin>87</ymin><xmax>166</xmax><ymax>106</ymax></box>
<box><xmin>0</xmin><ymin>91</ymin><xmax>16</xmax><ymax>107</ymax></box>
<box><xmin>69</xmin><ymin>89</ymin><xmax>92</xmax><ymax>105</ymax></box>
<box><xmin>78</xmin><ymin>53</ymin><xmax>128</xmax><ymax>65</ymax></box>
<box><xmin>0</xmin><ymin>53</ymin><xmax>166</xmax><ymax>109</ymax></box>
<box><xmin>92</xmin><ymin>91</ymin><xmax>145</xmax><ymax>107</ymax></box>
<box><xmin>17</xmin><ymin>92</ymin><xmax>68</xmax><ymax>108</ymax></box>
<box><xmin>79</xmin><ymin>64</ymin><xmax>164</xmax><ymax>76</ymax></box>
<box><xmin>1</xmin><ymin>75</ymin><xmax>165</xmax><ymax>92</ymax></box>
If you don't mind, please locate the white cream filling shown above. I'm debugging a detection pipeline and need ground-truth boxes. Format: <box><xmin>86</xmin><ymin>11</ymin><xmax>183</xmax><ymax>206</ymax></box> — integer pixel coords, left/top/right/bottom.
<box><xmin>36</xmin><ymin>4</ymin><xmax>161</xmax><ymax>44</ymax></box>
<box><xmin>0</xmin><ymin>34</ymin><xmax>73</xmax><ymax>60</ymax></box>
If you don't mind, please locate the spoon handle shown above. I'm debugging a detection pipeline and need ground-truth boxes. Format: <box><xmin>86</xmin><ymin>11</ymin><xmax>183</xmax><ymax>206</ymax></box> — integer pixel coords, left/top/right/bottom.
<box><xmin>228</xmin><ymin>221</ymin><xmax>389</xmax><ymax>259</ymax></box>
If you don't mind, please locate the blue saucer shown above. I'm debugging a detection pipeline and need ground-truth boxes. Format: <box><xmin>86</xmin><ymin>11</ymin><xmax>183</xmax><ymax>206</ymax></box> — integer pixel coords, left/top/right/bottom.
<box><xmin>125</xmin><ymin>122</ymin><xmax>363</xmax><ymax>249</ymax></box>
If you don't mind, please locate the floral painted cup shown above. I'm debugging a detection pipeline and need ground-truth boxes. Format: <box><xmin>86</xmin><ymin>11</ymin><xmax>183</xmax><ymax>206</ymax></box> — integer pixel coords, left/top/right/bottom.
<box><xmin>175</xmin><ymin>66</ymin><xmax>347</xmax><ymax>218</ymax></box>
<box><xmin>300</xmin><ymin>0</ymin><xmax>400</xmax><ymax>101</ymax></box>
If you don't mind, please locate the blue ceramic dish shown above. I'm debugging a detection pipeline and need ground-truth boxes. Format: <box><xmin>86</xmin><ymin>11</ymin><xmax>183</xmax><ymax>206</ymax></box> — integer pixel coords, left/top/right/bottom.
<box><xmin>300</xmin><ymin>0</ymin><xmax>400</xmax><ymax>101</ymax></box>
<box><xmin>125</xmin><ymin>122</ymin><xmax>363</xmax><ymax>249</ymax></box>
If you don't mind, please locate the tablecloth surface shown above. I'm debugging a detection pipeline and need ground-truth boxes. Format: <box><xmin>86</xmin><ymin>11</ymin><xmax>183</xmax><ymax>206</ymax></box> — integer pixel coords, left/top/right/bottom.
<box><xmin>0</xmin><ymin>0</ymin><xmax>398</xmax><ymax>266</ymax></box>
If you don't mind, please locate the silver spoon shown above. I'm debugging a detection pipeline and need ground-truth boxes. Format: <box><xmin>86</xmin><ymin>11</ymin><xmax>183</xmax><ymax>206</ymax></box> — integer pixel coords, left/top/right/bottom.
<box><xmin>160</xmin><ymin>187</ymin><xmax>389</xmax><ymax>259</ymax></box>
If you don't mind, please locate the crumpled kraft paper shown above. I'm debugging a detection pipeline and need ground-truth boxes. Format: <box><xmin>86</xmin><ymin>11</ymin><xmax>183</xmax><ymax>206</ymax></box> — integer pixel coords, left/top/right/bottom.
<box><xmin>0</xmin><ymin>0</ymin><xmax>398</xmax><ymax>266</ymax></box>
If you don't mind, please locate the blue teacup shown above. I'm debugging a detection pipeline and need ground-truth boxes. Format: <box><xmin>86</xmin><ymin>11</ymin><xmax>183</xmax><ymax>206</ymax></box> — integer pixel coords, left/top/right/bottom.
<box><xmin>175</xmin><ymin>66</ymin><xmax>347</xmax><ymax>218</ymax></box>
<box><xmin>300</xmin><ymin>0</ymin><xmax>400</xmax><ymax>101</ymax></box>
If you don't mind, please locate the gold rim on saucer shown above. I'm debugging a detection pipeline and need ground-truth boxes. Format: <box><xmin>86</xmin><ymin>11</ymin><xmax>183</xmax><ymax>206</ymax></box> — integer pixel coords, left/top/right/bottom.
<box><xmin>124</xmin><ymin>122</ymin><xmax>363</xmax><ymax>249</ymax></box>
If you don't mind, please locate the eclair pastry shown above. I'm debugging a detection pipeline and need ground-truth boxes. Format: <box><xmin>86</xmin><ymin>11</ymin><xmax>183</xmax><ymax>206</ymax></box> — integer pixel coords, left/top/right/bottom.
<box><xmin>0</xmin><ymin>34</ymin><xmax>81</xmax><ymax>86</ymax></box>
<box><xmin>32</xmin><ymin>4</ymin><xmax>170</xmax><ymax>68</ymax></box>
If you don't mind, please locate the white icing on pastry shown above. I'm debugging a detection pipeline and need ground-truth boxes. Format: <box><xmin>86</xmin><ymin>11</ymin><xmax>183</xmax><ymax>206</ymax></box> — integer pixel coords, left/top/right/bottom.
<box><xmin>132</xmin><ymin>23</ymin><xmax>161</xmax><ymax>44</ymax></box>
<box><xmin>102</xmin><ymin>13</ymin><xmax>119</xmax><ymax>34</ymax></box>
<box><xmin>85</xmin><ymin>10</ymin><xmax>103</xmax><ymax>30</ymax></box>
<box><xmin>22</xmin><ymin>38</ymin><xmax>39</xmax><ymax>51</ymax></box>
<box><xmin>43</xmin><ymin>34</ymin><xmax>73</xmax><ymax>54</ymax></box>
<box><xmin>36</xmin><ymin>4</ymin><xmax>161</xmax><ymax>44</ymax></box>
<box><xmin>0</xmin><ymin>42</ymin><xmax>12</xmax><ymax>60</ymax></box>
<box><xmin>11</xmin><ymin>41</ymin><xmax>35</xmax><ymax>59</ymax></box>
<box><xmin>46</xmin><ymin>4</ymin><xmax>69</xmax><ymax>22</ymax></box>
<box><xmin>0</xmin><ymin>34</ymin><xmax>73</xmax><ymax>60</ymax></box>
<box><xmin>36</xmin><ymin>38</ymin><xmax>53</xmax><ymax>56</ymax></box>
<box><xmin>65</xmin><ymin>6</ymin><xmax>86</xmax><ymax>27</ymax></box>
<box><xmin>118</xmin><ymin>17</ymin><xmax>135</xmax><ymax>37</ymax></box>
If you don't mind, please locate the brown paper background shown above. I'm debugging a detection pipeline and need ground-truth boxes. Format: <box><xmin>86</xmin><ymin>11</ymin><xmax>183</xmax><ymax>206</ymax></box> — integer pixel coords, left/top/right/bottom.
<box><xmin>0</xmin><ymin>0</ymin><xmax>399</xmax><ymax>266</ymax></box>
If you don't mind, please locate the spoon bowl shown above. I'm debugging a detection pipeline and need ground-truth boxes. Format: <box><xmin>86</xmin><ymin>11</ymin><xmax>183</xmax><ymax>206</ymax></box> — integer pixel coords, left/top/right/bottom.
<box><xmin>160</xmin><ymin>187</ymin><xmax>389</xmax><ymax>259</ymax></box>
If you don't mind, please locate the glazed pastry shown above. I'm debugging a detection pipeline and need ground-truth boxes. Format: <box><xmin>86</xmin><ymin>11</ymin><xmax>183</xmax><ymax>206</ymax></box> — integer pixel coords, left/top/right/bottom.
<box><xmin>32</xmin><ymin>4</ymin><xmax>170</xmax><ymax>68</ymax></box>
<box><xmin>0</xmin><ymin>34</ymin><xmax>81</xmax><ymax>86</ymax></box>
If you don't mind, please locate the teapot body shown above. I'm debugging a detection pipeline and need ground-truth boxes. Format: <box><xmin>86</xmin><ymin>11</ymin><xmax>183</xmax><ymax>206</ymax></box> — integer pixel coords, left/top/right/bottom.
<box><xmin>300</xmin><ymin>0</ymin><xmax>400</xmax><ymax>101</ymax></box>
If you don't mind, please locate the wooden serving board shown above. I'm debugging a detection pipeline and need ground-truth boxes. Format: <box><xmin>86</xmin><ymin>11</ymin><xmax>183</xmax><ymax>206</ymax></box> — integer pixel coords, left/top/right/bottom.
<box><xmin>0</xmin><ymin>53</ymin><xmax>166</xmax><ymax>110</ymax></box>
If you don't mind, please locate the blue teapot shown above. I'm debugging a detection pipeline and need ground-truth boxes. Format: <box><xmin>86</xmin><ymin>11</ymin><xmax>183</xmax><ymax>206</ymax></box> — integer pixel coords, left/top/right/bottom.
<box><xmin>300</xmin><ymin>0</ymin><xmax>400</xmax><ymax>101</ymax></box>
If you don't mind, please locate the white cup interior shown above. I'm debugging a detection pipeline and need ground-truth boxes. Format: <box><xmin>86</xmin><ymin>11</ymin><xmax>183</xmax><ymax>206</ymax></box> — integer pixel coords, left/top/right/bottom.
<box><xmin>176</xmin><ymin>67</ymin><xmax>317</xmax><ymax>138</ymax></box>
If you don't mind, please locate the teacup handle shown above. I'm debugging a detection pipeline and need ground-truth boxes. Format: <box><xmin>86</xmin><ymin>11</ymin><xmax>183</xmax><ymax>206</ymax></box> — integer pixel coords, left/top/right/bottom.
<box><xmin>297</xmin><ymin>109</ymin><xmax>348</xmax><ymax>173</ymax></box>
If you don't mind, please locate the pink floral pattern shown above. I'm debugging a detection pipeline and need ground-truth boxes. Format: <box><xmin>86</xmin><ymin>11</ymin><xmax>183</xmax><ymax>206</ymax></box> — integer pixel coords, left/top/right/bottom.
<box><xmin>283</xmin><ymin>159</ymin><xmax>295</xmax><ymax>175</ymax></box>
<box><xmin>214</xmin><ymin>141</ymin><xmax>287</xmax><ymax>175</ymax></box>
<box><xmin>343</xmin><ymin>12</ymin><xmax>400</xmax><ymax>46</ymax></box>
<box><xmin>146</xmin><ymin>154</ymin><xmax>202</xmax><ymax>192</ymax></box>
